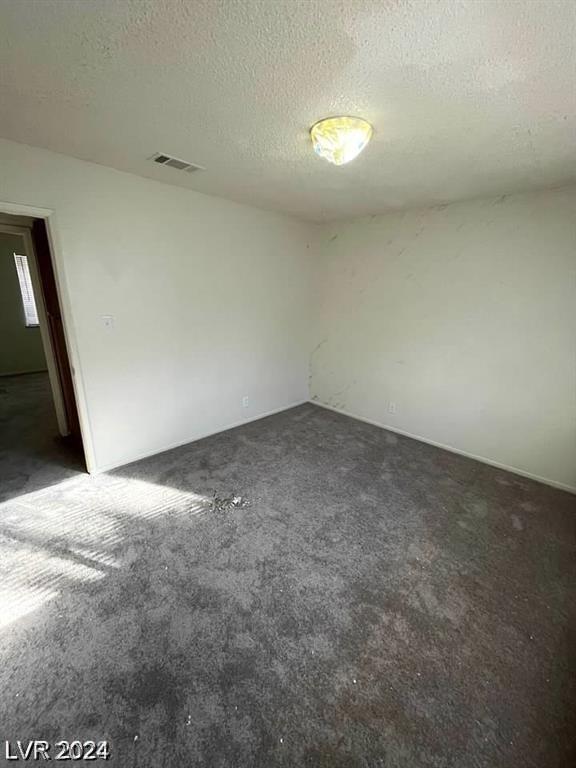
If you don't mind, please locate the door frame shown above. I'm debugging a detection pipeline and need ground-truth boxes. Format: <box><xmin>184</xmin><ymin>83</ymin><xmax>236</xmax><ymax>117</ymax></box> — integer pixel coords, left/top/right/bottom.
<box><xmin>0</xmin><ymin>200</ymin><xmax>95</xmax><ymax>472</ymax></box>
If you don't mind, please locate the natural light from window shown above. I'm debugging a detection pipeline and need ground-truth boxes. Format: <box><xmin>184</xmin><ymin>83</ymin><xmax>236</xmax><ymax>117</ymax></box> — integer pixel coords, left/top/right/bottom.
<box><xmin>0</xmin><ymin>475</ymin><xmax>212</xmax><ymax>630</ymax></box>
<box><xmin>13</xmin><ymin>252</ymin><xmax>39</xmax><ymax>327</ymax></box>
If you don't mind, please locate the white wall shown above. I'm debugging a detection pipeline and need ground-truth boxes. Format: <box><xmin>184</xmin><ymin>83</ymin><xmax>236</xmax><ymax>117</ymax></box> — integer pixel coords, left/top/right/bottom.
<box><xmin>311</xmin><ymin>187</ymin><xmax>576</xmax><ymax>491</ymax></box>
<box><xmin>0</xmin><ymin>138</ymin><xmax>316</xmax><ymax>472</ymax></box>
<box><xmin>2</xmin><ymin>137</ymin><xmax>573</xmax><ymax>491</ymax></box>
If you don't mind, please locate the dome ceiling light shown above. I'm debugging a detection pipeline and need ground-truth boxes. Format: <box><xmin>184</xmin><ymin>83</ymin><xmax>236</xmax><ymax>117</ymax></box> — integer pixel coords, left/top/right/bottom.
<box><xmin>310</xmin><ymin>116</ymin><xmax>373</xmax><ymax>166</ymax></box>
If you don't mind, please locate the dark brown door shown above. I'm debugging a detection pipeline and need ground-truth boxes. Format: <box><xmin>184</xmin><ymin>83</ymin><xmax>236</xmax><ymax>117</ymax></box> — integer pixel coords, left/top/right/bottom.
<box><xmin>31</xmin><ymin>219</ymin><xmax>82</xmax><ymax>444</ymax></box>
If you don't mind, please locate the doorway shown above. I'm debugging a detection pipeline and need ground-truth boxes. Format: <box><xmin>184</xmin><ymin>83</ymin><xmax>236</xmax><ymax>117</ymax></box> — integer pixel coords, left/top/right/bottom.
<box><xmin>0</xmin><ymin>213</ymin><xmax>86</xmax><ymax>501</ymax></box>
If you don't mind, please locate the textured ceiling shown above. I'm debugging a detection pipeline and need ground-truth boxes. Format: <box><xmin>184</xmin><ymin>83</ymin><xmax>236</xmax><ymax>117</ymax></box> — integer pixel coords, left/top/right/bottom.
<box><xmin>0</xmin><ymin>0</ymin><xmax>575</xmax><ymax>221</ymax></box>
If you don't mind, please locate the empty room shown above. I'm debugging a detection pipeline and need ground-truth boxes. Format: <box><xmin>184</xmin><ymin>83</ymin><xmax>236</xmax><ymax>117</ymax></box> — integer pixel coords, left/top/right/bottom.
<box><xmin>0</xmin><ymin>1</ymin><xmax>574</xmax><ymax>766</ymax></box>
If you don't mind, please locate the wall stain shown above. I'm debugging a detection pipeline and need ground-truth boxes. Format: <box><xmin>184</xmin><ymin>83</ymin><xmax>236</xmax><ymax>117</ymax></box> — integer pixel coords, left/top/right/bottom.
<box><xmin>311</xmin><ymin>339</ymin><xmax>328</xmax><ymax>356</ymax></box>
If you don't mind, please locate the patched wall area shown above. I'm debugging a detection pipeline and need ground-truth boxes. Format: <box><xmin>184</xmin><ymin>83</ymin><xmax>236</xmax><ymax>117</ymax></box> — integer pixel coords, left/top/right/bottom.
<box><xmin>310</xmin><ymin>186</ymin><xmax>576</xmax><ymax>490</ymax></box>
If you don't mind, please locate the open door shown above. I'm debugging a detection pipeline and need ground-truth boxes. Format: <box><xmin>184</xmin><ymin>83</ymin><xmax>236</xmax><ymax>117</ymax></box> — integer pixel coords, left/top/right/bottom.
<box><xmin>29</xmin><ymin>219</ymin><xmax>82</xmax><ymax>444</ymax></box>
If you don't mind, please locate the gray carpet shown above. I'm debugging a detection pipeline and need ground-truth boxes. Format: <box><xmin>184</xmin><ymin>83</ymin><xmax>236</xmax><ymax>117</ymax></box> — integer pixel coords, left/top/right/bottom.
<box><xmin>0</xmin><ymin>372</ymin><xmax>84</xmax><ymax>503</ymax></box>
<box><xmin>0</xmin><ymin>389</ymin><xmax>575</xmax><ymax>767</ymax></box>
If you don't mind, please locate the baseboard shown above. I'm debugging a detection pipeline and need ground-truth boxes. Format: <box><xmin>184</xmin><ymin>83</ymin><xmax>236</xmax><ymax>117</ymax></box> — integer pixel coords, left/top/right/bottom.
<box><xmin>91</xmin><ymin>399</ymin><xmax>308</xmax><ymax>475</ymax></box>
<box><xmin>310</xmin><ymin>400</ymin><xmax>576</xmax><ymax>495</ymax></box>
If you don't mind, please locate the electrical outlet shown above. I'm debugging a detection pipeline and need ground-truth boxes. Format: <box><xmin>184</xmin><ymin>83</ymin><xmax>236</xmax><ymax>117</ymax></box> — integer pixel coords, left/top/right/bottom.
<box><xmin>388</xmin><ymin>401</ymin><xmax>397</xmax><ymax>415</ymax></box>
<box><xmin>242</xmin><ymin>396</ymin><xmax>249</xmax><ymax>409</ymax></box>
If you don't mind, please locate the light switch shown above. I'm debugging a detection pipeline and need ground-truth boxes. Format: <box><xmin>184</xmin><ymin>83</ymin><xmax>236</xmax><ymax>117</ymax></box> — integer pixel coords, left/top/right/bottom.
<box><xmin>102</xmin><ymin>315</ymin><xmax>114</xmax><ymax>329</ymax></box>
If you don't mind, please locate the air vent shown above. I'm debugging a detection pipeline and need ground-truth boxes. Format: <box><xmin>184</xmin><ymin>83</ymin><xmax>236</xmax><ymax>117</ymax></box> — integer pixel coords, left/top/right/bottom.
<box><xmin>150</xmin><ymin>152</ymin><xmax>204</xmax><ymax>173</ymax></box>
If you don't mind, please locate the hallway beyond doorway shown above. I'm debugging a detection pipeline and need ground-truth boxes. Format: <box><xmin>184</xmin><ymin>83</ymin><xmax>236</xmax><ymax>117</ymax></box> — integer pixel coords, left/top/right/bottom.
<box><xmin>0</xmin><ymin>372</ymin><xmax>84</xmax><ymax>503</ymax></box>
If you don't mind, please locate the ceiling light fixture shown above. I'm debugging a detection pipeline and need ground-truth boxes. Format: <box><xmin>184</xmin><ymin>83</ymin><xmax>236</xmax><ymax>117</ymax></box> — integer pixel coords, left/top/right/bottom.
<box><xmin>310</xmin><ymin>116</ymin><xmax>373</xmax><ymax>166</ymax></box>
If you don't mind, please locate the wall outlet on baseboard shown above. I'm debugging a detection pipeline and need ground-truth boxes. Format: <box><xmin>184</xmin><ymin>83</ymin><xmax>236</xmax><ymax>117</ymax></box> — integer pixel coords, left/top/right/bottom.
<box><xmin>242</xmin><ymin>396</ymin><xmax>249</xmax><ymax>409</ymax></box>
<box><xmin>388</xmin><ymin>401</ymin><xmax>397</xmax><ymax>415</ymax></box>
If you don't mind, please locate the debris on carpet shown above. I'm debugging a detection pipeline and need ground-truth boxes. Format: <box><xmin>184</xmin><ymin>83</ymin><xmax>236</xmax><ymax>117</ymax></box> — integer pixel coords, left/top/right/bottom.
<box><xmin>209</xmin><ymin>492</ymin><xmax>250</xmax><ymax>513</ymax></box>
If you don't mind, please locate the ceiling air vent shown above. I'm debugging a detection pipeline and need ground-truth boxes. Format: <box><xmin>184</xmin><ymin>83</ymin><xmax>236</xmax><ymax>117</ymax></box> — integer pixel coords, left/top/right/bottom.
<box><xmin>150</xmin><ymin>152</ymin><xmax>204</xmax><ymax>173</ymax></box>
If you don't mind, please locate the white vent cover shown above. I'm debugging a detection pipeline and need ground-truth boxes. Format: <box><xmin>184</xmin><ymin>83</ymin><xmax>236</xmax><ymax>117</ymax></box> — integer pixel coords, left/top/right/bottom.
<box><xmin>150</xmin><ymin>152</ymin><xmax>204</xmax><ymax>173</ymax></box>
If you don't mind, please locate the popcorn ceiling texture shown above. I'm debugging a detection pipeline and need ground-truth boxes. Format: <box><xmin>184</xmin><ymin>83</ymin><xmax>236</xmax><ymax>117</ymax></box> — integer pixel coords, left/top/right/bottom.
<box><xmin>0</xmin><ymin>0</ymin><xmax>575</xmax><ymax>221</ymax></box>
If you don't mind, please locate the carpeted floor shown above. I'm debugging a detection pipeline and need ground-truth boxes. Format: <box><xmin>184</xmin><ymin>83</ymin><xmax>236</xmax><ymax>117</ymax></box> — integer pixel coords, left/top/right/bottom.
<box><xmin>0</xmin><ymin>385</ymin><xmax>575</xmax><ymax>767</ymax></box>
<box><xmin>0</xmin><ymin>372</ymin><xmax>84</xmax><ymax>503</ymax></box>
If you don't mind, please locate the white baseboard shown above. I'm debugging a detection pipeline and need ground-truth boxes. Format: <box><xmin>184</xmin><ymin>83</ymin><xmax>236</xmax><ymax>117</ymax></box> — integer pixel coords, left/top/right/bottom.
<box><xmin>91</xmin><ymin>399</ymin><xmax>308</xmax><ymax>475</ymax></box>
<box><xmin>310</xmin><ymin>400</ymin><xmax>576</xmax><ymax>495</ymax></box>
